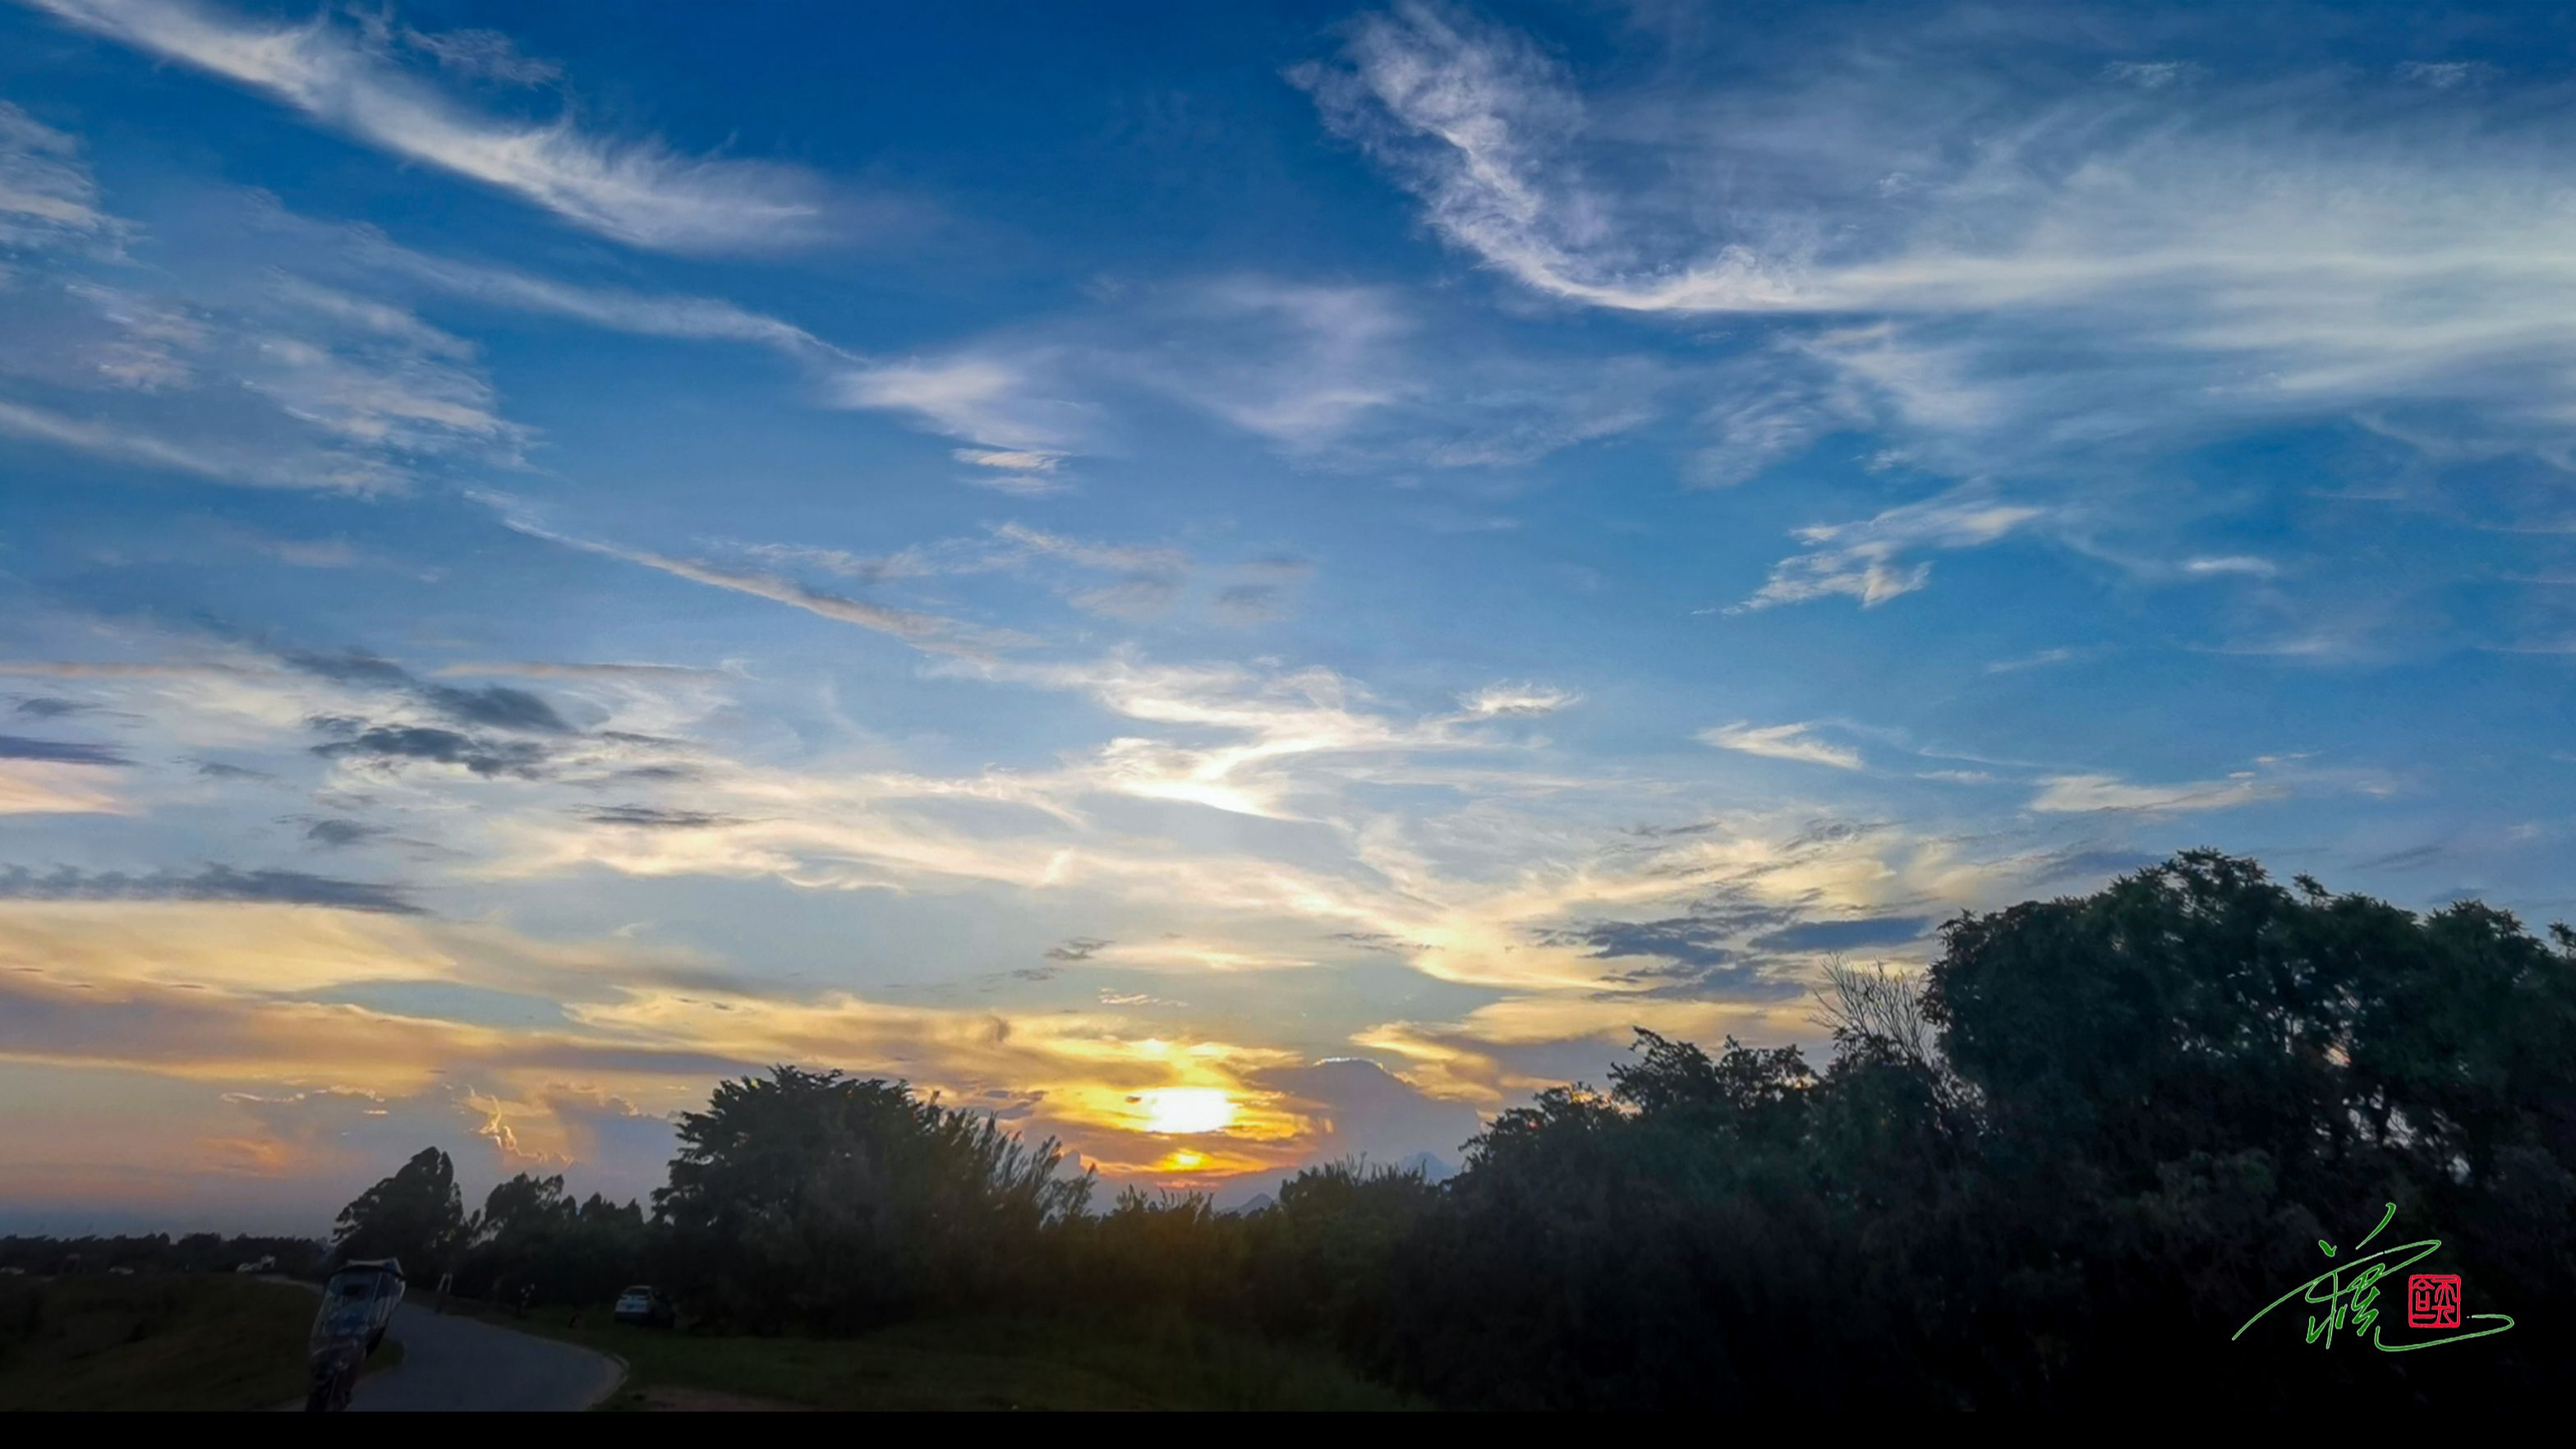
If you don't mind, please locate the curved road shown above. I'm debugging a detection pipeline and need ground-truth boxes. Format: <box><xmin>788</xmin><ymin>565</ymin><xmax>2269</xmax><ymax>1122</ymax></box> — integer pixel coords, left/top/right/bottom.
<box><xmin>343</xmin><ymin>1303</ymin><xmax>623</xmax><ymax>1412</ymax></box>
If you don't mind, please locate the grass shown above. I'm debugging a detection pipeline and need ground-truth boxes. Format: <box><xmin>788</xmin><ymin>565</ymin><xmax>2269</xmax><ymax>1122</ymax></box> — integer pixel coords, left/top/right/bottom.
<box><xmin>461</xmin><ymin>1302</ymin><xmax>1417</xmax><ymax>1410</ymax></box>
<box><xmin>0</xmin><ymin>1273</ymin><xmax>318</xmax><ymax>1411</ymax></box>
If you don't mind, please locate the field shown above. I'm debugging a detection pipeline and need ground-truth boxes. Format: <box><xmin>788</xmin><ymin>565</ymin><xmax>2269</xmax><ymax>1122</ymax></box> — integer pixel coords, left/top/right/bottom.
<box><xmin>464</xmin><ymin>1304</ymin><xmax>1416</xmax><ymax>1410</ymax></box>
<box><xmin>0</xmin><ymin>1273</ymin><xmax>319</xmax><ymax>1411</ymax></box>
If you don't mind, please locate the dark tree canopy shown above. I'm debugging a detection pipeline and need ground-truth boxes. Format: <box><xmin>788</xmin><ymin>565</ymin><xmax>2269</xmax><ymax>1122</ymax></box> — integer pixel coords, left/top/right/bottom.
<box><xmin>653</xmin><ymin>1066</ymin><xmax>1091</xmax><ymax>1332</ymax></box>
<box><xmin>329</xmin><ymin>1146</ymin><xmax>467</xmax><ymax>1275</ymax></box>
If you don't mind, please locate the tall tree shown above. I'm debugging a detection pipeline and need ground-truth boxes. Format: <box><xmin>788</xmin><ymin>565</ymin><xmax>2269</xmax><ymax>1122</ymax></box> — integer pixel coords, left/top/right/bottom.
<box><xmin>331</xmin><ymin>1146</ymin><xmax>467</xmax><ymax>1275</ymax></box>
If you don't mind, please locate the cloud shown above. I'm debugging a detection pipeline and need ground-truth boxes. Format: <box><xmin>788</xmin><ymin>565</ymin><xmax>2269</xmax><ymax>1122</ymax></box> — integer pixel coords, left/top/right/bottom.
<box><xmin>0</xmin><ymin>760</ymin><xmax>126</xmax><ymax>813</ymax></box>
<box><xmin>0</xmin><ymin>101</ymin><xmax>120</xmax><ymax>253</ymax></box>
<box><xmin>834</xmin><ymin>352</ymin><xmax>1091</xmax><ymax>453</ymax></box>
<box><xmin>280</xmin><ymin>649</ymin><xmax>569</xmax><ymax>734</ymax></box>
<box><xmin>390</xmin><ymin>23</ymin><xmax>560</xmax><ymax>87</ymax></box>
<box><xmin>0</xmin><ymin>163</ymin><xmax>533</xmax><ymax>494</ymax></box>
<box><xmin>2100</xmin><ymin>60</ymin><xmax>2203</xmax><ymax>90</ymax></box>
<box><xmin>487</xmin><ymin>503</ymin><xmax>1034</xmax><ymax>658</ymax></box>
<box><xmin>354</xmin><ymin>238</ymin><xmax>841</xmax><ymax>358</ymax></box>
<box><xmin>1300</xmin><ymin>2</ymin><xmax>2576</xmax><ymax>494</ymax></box>
<box><xmin>0</xmin><ymin>398</ymin><xmax>389</xmax><ymax>492</ymax></box>
<box><xmin>576</xmin><ymin>805</ymin><xmax>740</xmax><ymax>830</ymax></box>
<box><xmin>1739</xmin><ymin>488</ymin><xmax>2043</xmax><ymax>610</ymax></box>
<box><xmin>1540</xmin><ymin>914</ymin><xmax>1737</xmax><ymax>971</ymax></box>
<box><xmin>2028</xmin><ymin>772</ymin><xmax>2284</xmax><ymax>814</ymax></box>
<box><xmin>312</xmin><ymin>722</ymin><xmax>553</xmax><ymax>780</ymax></box>
<box><xmin>434</xmin><ymin>660</ymin><xmax>727</xmax><ymax>682</ymax></box>
<box><xmin>0</xmin><ymin>863</ymin><xmax>420</xmax><ymax>913</ymax></box>
<box><xmin>1236</xmin><ymin>1056</ymin><xmax>1486</xmax><ymax>1182</ymax></box>
<box><xmin>300</xmin><ymin>817</ymin><xmax>384</xmax><ymax>849</ymax></box>
<box><xmin>1457</xmin><ymin>683</ymin><xmax>1580</xmax><ymax>719</ymax></box>
<box><xmin>2395</xmin><ymin>61</ymin><xmax>2491</xmax><ymax>90</ymax></box>
<box><xmin>1697</xmin><ymin>721</ymin><xmax>1862</xmax><ymax>770</ymax></box>
<box><xmin>2183</xmin><ymin>555</ymin><xmax>2280</xmax><ymax>579</ymax></box>
<box><xmin>1110</xmin><ymin>276</ymin><xmax>1665</xmax><ymax>469</ymax></box>
<box><xmin>27</xmin><ymin>1</ymin><xmax>833</xmax><ymax>254</ymax></box>
<box><xmin>1352</xmin><ymin>994</ymin><xmax>1817</xmax><ymax>1103</ymax></box>
<box><xmin>1747</xmin><ymin>915</ymin><xmax>1931</xmax><ymax>953</ymax></box>
<box><xmin>1986</xmin><ymin>646</ymin><xmax>2085</xmax><ymax>674</ymax></box>
<box><xmin>0</xmin><ymin>733</ymin><xmax>127</xmax><ymax>766</ymax></box>
<box><xmin>954</xmin><ymin>448</ymin><xmax>1065</xmax><ymax>475</ymax></box>
<box><xmin>419</xmin><ymin>683</ymin><xmax>570</xmax><ymax>734</ymax></box>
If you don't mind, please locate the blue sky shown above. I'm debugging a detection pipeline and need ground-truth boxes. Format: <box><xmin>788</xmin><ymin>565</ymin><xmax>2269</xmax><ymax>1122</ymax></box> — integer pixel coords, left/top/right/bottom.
<box><xmin>3</xmin><ymin>0</ymin><xmax>2573</xmax><ymax>1231</ymax></box>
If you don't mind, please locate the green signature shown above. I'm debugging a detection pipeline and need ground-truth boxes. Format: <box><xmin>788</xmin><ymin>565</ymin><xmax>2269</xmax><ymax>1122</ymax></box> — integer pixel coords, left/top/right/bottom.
<box><xmin>2231</xmin><ymin>1202</ymin><xmax>2514</xmax><ymax>1352</ymax></box>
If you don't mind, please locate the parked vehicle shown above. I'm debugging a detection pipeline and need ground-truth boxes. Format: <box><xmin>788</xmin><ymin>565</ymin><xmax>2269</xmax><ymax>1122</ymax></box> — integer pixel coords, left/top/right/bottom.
<box><xmin>306</xmin><ymin>1258</ymin><xmax>404</xmax><ymax>1412</ymax></box>
<box><xmin>612</xmin><ymin>1284</ymin><xmax>674</xmax><ymax>1327</ymax></box>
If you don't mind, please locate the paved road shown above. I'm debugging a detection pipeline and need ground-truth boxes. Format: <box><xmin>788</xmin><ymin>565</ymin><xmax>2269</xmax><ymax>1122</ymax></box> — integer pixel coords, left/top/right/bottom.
<box><xmin>343</xmin><ymin>1303</ymin><xmax>623</xmax><ymax>1412</ymax></box>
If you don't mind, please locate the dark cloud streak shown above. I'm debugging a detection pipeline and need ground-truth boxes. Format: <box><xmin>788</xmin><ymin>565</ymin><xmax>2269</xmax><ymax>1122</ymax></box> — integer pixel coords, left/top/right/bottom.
<box><xmin>0</xmin><ymin>864</ymin><xmax>421</xmax><ymax>914</ymax></box>
<box><xmin>0</xmin><ymin>734</ymin><xmax>128</xmax><ymax>766</ymax></box>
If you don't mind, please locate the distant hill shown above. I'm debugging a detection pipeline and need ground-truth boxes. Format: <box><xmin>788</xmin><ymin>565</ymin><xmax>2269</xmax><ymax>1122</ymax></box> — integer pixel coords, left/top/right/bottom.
<box><xmin>1396</xmin><ymin>1152</ymin><xmax>1454</xmax><ymax>1184</ymax></box>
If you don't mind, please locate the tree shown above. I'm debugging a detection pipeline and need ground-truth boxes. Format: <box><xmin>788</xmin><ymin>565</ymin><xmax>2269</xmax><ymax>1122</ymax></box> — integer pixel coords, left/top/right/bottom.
<box><xmin>455</xmin><ymin>1172</ymin><xmax>648</xmax><ymax>1308</ymax></box>
<box><xmin>331</xmin><ymin>1147</ymin><xmax>467</xmax><ymax>1276</ymax></box>
<box><xmin>1928</xmin><ymin>849</ymin><xmax>2576</xmax><ymax>1196</ymax></box>
<box><xmin>654</xmin><ymin>1067</ymin><xmax>1091</xmax><ymax>1331</ymax></box>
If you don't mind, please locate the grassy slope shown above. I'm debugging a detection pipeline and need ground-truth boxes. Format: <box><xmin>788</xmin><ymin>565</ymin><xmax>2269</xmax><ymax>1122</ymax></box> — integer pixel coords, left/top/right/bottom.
<box><xmin>0</xmin><ymin>1274</ymin><xmax>318</xmax><ymax>1411</ymax></box>
<box><xmin>471</xmin><ymin>1304</ymin><xmax>1415</xmax><ymax>1410</ymax></box>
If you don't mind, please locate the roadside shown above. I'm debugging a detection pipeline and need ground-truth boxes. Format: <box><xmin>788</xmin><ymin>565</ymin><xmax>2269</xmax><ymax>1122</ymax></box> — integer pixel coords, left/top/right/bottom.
<box><xmin>448</xmin><ymin>1303</ymin><xmax>1416</xmax><ymax>1410</ymax></box>
<box><xmin>0</xmin><ymin>1273</ymin><xmax>315</xmax><ymax>1411</ymax></box>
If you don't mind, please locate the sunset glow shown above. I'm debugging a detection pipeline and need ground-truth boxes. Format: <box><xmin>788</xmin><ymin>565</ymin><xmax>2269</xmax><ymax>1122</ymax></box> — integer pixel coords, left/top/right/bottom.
<box><xmin>1135</xmin><ymin>1089</ymin><xmax>1239</xmax><ymax>1138</ymax></box>
<box><xmin>2</xmin><ymin>0</ymin><xmax>2571</xmax><ymax>1240</ymax></box>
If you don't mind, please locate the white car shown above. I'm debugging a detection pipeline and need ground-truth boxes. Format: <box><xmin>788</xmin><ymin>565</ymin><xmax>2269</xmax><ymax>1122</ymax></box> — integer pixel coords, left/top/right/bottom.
<box><xmin>613</xmin><ymin>1284</ymin><xmax>674</xmax><ymax>1327</ymax></box>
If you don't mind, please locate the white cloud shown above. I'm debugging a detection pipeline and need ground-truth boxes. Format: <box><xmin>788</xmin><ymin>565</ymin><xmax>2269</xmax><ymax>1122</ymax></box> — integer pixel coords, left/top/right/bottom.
<box><xmin>2100</xmin><ymin>60</ymin><xmax>2202</xmax><ymax>90</ymax></box>
<box><xmin>1740</xmin><ymin>487</ymin><xmax>2042</xmax><ymax>610</ymax></box>
<box><xmin>357</xmin><ymin>239</ymin><xmax>842</xmax><ymax>358</ymax></box>
<box><xmin>26</xmin><ymin>0</ymin><xmax>831</xmax><ymax>253</ymax></box>
<box><xmin>1696</xmin><ymin>721</ymin><xmax>1863</xmax><ymax>770</ymax></box>
<box><xmin>1985</xmin><ymin>646</ymin><xmax>2091</xmax><ymax>674</ymax></box>
<box><xmin>2182</xmin><ymin>554</ymin><xmax>2280</xmax><ymax>579</ymax></box>
<box><xmin>392</xmin><ymin>24</ymin><xmax>560</xmax><ymax>88</ymax></box>
<box><xmin>1301</xmin><ymin>3</ymin><xmax>2576</xmax><ymax>485</ymax></box>
<box><xmin>489</xmin><ymin>509</ymin><xmax>1036</xmax><ymax>658</ymax></box>
<box><xmin>0</xmin><ymin>209</ymin><xmax>526</xmax><ymax>491</ymax></box>
<box><xmin>954</xmin><ymin>448</ymin><xmax>1065</xmax><ymax>473</ymax></box>
<box><xmin>2028</xmin><ymin>772</ymin><xmax>2284</xmax><ymax>814</ymax></box>
<box><xmin>1458</xmin><ymin>683</ymin><xmax>1580</xmax><ymax>719</ymax></box>
<box><xmin>833</xmin><ymin>352</ymin><xmax>1092</xmax><ymax>453</ymax></box>
<box><xmin>0</xmin><ymin>101</ymin><xmax>119</xmax><ymax>253</ymax></box>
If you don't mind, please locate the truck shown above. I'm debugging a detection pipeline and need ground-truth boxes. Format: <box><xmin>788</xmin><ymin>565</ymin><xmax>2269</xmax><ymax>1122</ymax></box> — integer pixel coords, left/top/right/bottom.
<box><xmin>305</xmin><ymin>1258</ymin><xmax>404</xmax><ymax>1412</ymax></box>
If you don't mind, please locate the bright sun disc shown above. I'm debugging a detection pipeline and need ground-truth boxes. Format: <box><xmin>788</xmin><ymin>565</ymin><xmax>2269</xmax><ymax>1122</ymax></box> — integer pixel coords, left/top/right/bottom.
<box><xmin>1137</xmin><ymin>1087</ymin><xmax>1236</xmax><ymax>1134</ymax></box>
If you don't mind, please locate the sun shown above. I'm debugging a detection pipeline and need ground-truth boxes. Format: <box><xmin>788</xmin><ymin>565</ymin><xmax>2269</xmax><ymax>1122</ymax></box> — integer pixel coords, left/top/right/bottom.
<box><xmin>1135</xmin><ymin>1087</ymin><xmax>1236</xmax><ymax>1135</ymax></box>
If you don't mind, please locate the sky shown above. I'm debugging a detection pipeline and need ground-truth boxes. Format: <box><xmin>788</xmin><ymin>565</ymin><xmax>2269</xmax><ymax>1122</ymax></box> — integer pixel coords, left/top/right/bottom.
<box><xmin>3</xmin><ymin>0</ymin><xmax>2574</xmax><ymax>1234</ymax></box>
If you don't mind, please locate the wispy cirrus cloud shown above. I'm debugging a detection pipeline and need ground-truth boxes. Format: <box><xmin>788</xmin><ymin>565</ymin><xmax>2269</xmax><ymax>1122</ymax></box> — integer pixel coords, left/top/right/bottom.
<box><xmin>21</xmin><ymin>0</ymin><xmax>837</xmax><ymax>253</ymax></box>
<box><xmin>484</xmin><ymin>499</ymin><xmax>1037</xmax><ymax>658</ymax></box>
<box><xmin>2028</xmin><ymin>771</ymin><xmax>2284</xmax><ymax>815</ymax></box>
<box><xmin>1696</xmin><ymin>721</ymin><xmax>1862</xmax><ymax>770</ymax></box>
<box><xmin>0</xmin><ymin>144</ymin><xmax>531</xmax><ymax>493</ymax></box>
<box><xmin>1300</xmin><ymin>0</ymin><xmax>2576</xmax><ymax>634</ymax></box>
<box><xmin>1738</xmin><ymin>488</ymin><xmax>2044</xmax><ymax>611</ymax></box>
<box><xmin>0</xmin><ymin>101</ymin><xmax>119</xmax><ymax>252</ymax></box>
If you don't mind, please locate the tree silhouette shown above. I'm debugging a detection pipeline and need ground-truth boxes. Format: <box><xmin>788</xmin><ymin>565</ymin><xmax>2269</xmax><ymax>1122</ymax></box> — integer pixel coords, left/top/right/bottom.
<box><xmin>330</xmin><ymin>1146</ymin><xmax>466</xmax><ymax>1275</ymax></box>
<box><xmin>309</xmin><ymin>854</ymin><xmax>2574</xmax><ymax>1409</ymax></box>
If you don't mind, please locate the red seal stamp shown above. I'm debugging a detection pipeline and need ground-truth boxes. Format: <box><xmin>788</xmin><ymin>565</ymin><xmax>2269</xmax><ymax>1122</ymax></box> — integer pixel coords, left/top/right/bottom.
<box><xmin>2407</xmin><ymin>1274</ymin><xmax>2461</xmax><ymax>1330</ymax></box>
